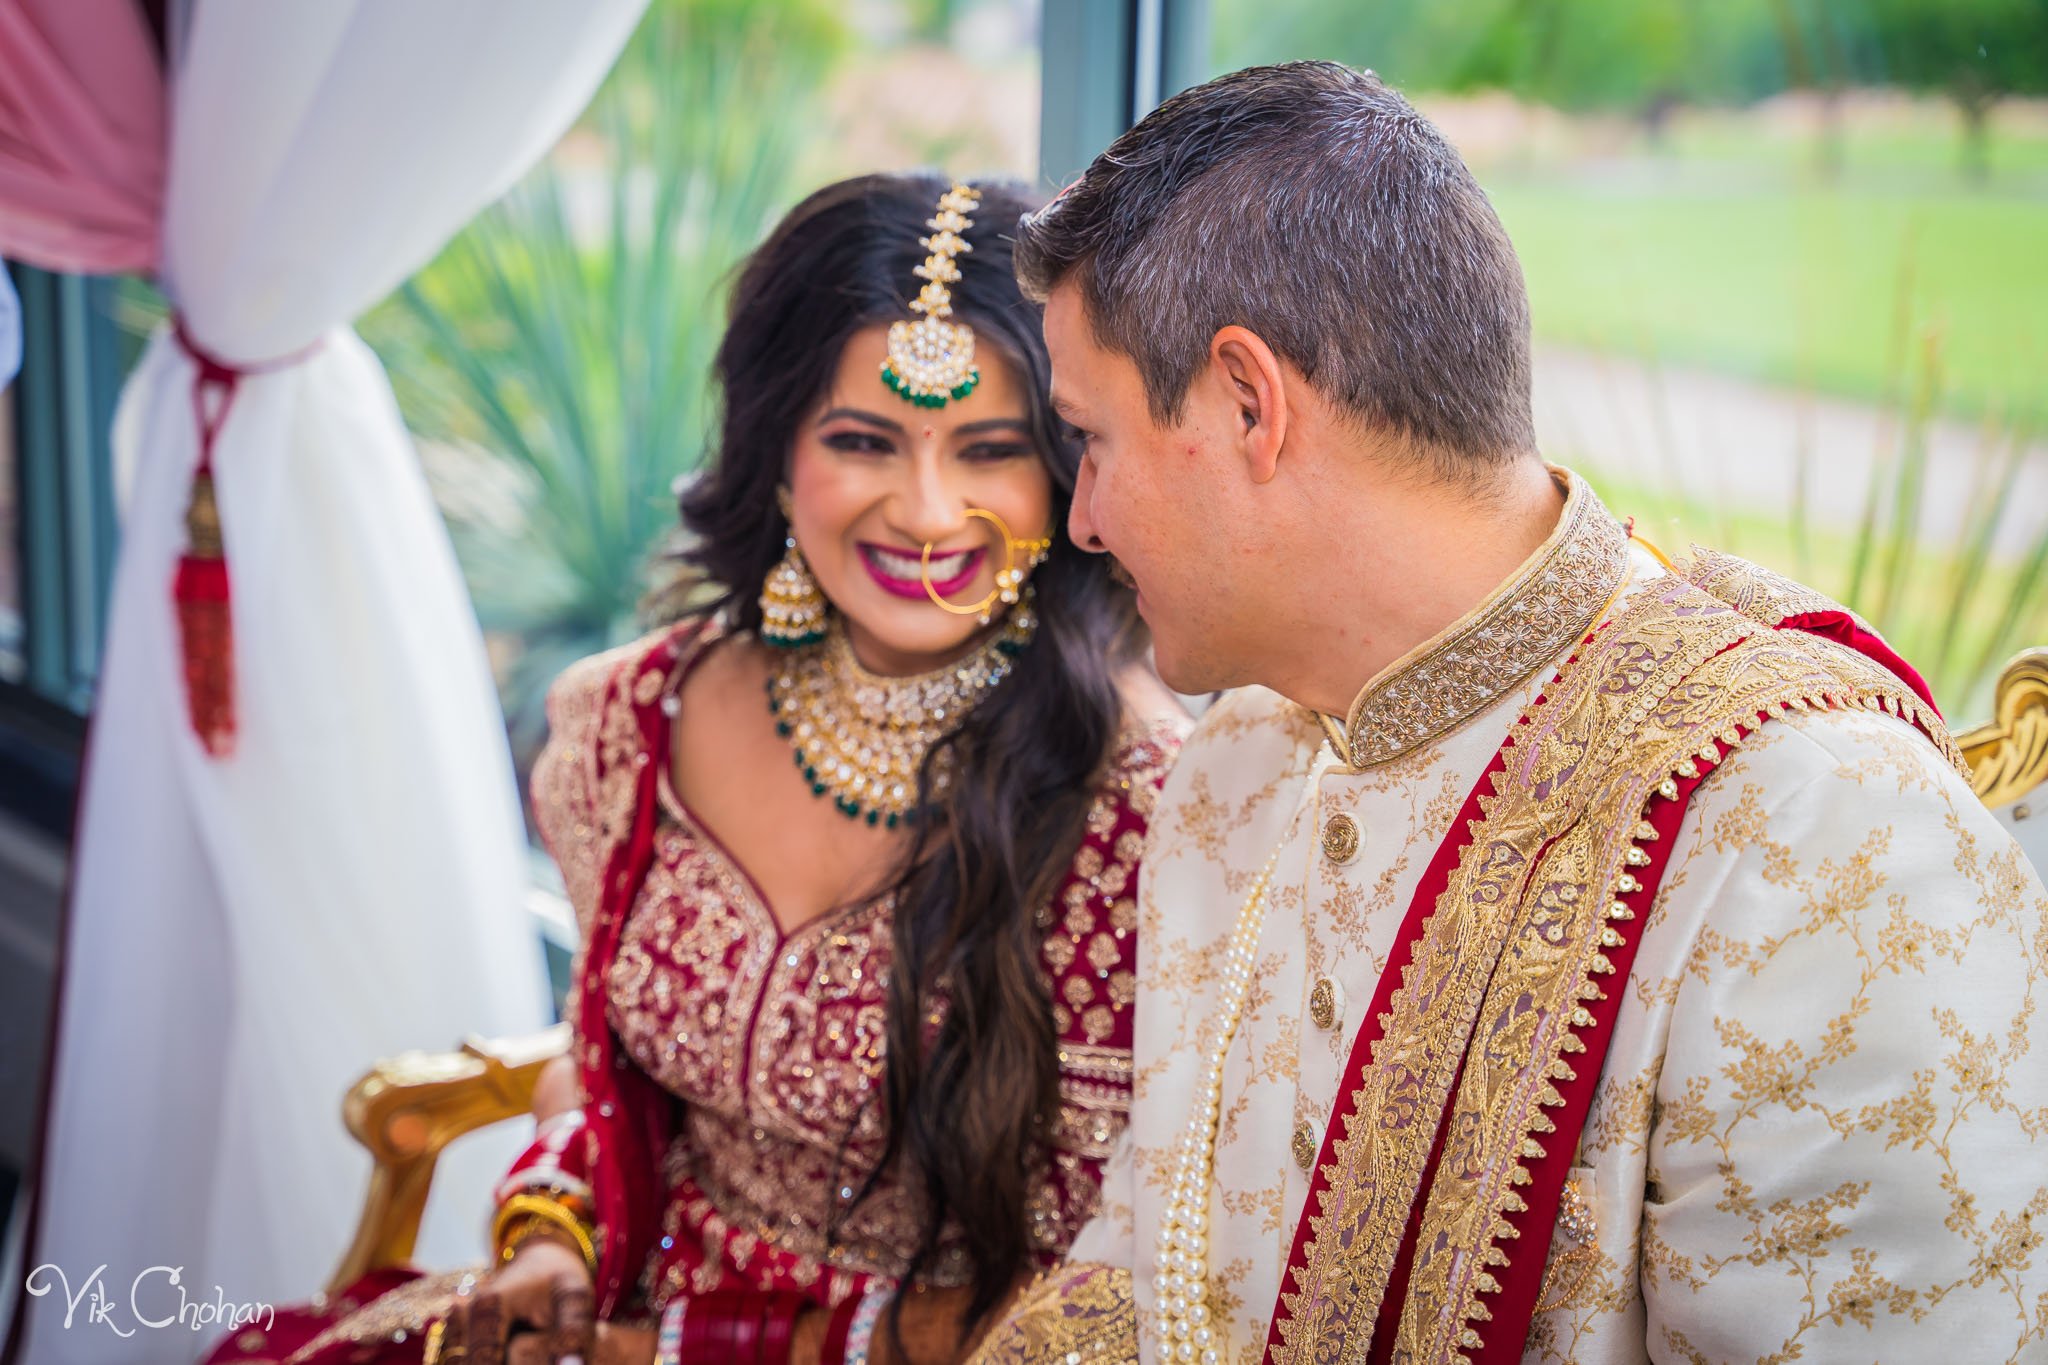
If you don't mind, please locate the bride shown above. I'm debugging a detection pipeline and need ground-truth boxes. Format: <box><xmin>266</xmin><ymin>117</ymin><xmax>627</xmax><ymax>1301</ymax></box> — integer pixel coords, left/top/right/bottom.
<box><xmin>203</xmin><ymin>172</ymin><xmax>1186</xmax><ymax>1365</ymax></box>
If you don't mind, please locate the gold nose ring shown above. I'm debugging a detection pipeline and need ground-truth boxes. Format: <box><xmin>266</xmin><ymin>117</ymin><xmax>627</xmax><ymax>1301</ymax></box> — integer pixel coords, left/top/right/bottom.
<box><xmin>922</xmin><ymin>507</ymin><xmax>1053</xmax><ymax>625</ymax></box>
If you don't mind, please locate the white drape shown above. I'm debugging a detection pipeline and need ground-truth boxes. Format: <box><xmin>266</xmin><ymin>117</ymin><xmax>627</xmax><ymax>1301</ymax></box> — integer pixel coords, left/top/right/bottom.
<box><xmin>17</xmin><ymin>4</ymin><xmax>648</xmax><ymax>1361</ymax></box>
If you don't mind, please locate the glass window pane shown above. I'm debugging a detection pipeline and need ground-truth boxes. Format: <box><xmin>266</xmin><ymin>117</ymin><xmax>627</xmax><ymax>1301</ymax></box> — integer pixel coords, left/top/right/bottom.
<box><xmin>361</xmin><ymin>0</ymin><xmax>1046</xmax><ymax>807</ymax></box>
<box><xmin>1208</xmin><ymin>3</ymin><xmax>2048</xmax><ymax>718</ymax></box>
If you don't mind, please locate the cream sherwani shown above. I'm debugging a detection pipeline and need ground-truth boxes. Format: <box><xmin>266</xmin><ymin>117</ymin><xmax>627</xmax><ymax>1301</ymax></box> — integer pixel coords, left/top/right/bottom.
<box><xmin>1071</xmin><ymin>475</ymin><xmax>2048</xmax><ymax>1364</ymax></box>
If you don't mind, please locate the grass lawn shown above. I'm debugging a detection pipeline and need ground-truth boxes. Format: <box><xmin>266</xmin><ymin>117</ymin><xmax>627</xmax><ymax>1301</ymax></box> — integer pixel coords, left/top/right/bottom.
<box><xmin>1473</xmin><ymin>108</ymin><xmax>2048</xmax><ymax>425</ymax></box>
<box><xmin>1466</xmin><ymin>104</ymin><xmax>2048</xmax><ymax>720</ymax></box>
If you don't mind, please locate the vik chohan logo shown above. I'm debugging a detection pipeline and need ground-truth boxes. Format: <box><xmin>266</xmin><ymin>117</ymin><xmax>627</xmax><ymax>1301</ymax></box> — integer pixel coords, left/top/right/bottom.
<box><xmin>24</xmin><ymin>1261</ymin><xmax>276</xmax><ymax>1338</ymax></box>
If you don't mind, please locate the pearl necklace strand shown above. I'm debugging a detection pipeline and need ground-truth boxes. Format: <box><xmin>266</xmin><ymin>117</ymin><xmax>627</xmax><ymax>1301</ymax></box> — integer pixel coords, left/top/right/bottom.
<box><xmin>1153</xmin><ymin>839</ymin><xmax>1288</xmax><ymax>1365</ymax></box>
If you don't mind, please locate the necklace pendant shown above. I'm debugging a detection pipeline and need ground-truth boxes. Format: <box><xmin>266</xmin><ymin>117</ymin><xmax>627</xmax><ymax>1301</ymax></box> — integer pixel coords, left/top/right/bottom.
<box><xmin>764</xmin><ymin>617</ymin><xmax>1018</xmax><ymax>823</ymax></box>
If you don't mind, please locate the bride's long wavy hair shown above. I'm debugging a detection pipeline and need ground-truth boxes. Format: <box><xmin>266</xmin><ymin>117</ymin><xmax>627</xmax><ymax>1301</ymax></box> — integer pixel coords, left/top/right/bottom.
<box><xmin>677</xmin><ymin>172</ymin><xmax>1145</xmax><ymax>1333</ymax></box>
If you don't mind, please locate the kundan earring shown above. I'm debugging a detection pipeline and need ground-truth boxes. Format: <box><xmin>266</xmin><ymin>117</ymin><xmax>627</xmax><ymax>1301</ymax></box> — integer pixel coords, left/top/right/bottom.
<box><xmin>760</xmin><ymin>490</ymin><xmax>827</xmax><ymax>648</ymax></box>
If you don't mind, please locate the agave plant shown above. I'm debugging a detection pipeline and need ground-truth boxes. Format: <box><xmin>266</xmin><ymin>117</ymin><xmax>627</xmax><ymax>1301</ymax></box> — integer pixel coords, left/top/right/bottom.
<box><xmin>365</xmin><ymin>0</ymin><xmax>842</xmax><ymax>765</ymax></box>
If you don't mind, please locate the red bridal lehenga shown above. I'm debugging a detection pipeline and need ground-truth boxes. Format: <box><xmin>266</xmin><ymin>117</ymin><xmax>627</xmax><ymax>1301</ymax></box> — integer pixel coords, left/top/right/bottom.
<box><xmin>203</xmin><ymin>620</ymin><xmax>1182</xmax><ymax>1364</ymax></box>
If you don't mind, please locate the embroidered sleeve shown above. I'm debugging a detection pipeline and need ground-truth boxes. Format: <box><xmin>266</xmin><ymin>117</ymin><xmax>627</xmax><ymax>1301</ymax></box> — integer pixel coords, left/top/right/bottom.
<box><xmin>530</xmin><ymin>642</ymin><xmax>643</xmax><ymax>939</ymax></box>
<box><xmin>504</xmin><ymin>631</ymin><xmax>687</xmax><ymax>1229</ymax></box>
<box><xmin>1029</xmin><ymin>722</ymin><xmax>1183</xmax><ymax>1262</ymax></box>
<box><xmin>493</xmin><ymin>1107</ymin><xmax>598</xmax><ymax>1210</ymax></box>
<box><xmin>1638</xmin><ymin>709</ymin><xmax>2048</xmax><ymax>1362</ymax></box>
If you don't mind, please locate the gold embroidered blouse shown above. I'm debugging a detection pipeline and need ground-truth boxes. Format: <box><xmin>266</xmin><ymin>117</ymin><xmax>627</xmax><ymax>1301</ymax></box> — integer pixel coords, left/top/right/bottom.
<box><xmin>526</xmin><ymin>623</ymin><xmax>1185</xmax><ymax>1309</ymax></box>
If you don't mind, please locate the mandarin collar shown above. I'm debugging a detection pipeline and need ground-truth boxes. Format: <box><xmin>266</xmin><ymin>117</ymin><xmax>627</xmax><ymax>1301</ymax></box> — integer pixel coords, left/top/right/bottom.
<box><xmin>1321</xmin><ymin>467</ymin><xmax>1632</xmax><ymax>770</ymax></box>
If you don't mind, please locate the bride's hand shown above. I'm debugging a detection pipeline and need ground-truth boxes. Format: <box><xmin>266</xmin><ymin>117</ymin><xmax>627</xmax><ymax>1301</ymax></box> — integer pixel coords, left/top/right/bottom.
<box><xmin>441</xmin><ymin>1234</ymin><xmax>594</xmax><ymax>1365</ymax></box>
<box><xmin>591</xmin><ymin>1320</ymin><xmax>655</xmax><ymax>1365</ymax></box>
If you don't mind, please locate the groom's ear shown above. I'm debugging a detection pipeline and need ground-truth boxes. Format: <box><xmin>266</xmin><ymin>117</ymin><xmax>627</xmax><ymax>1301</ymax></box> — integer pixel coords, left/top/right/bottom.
<box><xmin>1208</xmin><ymin>326</ymin><xmax>1288</xmax><ymax>485</ymax></box>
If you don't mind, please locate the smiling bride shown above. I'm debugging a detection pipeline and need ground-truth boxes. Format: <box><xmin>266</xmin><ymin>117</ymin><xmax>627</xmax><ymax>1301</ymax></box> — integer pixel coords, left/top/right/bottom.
<box><xmin>202</xmin><ymin>173</ymin><xmax>1186</xmax><ymax>1365</ymax></box>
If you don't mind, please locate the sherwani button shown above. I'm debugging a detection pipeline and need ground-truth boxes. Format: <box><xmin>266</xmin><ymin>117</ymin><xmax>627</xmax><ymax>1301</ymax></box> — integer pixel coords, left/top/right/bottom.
<box><xmin>1292</xmin><ymin>1119</ymin><xmax>1318</xmax><ymax>1172</ymax></box>
<box><xmin>1321</xmin><ymin>812</ymin><xmax>1361</xmax><ymax>865</ymax></box>
<box><xmin>1309</xmin><ymin>977</ymin><xmax>1342</xmax><ymax>1030</ymax></box>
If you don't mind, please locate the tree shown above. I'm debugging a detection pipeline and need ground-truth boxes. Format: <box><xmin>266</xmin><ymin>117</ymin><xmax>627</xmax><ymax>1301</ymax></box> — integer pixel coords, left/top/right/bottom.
<box><xmin>1850</xmin><ymin>0</ymin><xmax>2048</xmax><ymax>178</ymax></box>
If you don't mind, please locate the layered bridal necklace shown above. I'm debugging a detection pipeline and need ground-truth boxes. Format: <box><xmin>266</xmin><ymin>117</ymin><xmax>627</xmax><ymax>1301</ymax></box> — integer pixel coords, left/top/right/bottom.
<box><xmin>764</xmin><ymin>611</ymin><xmax>1029</xmax><ymax>828</ymax></box>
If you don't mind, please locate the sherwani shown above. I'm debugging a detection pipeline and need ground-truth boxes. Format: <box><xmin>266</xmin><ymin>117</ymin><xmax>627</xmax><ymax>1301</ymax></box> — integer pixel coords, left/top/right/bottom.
<box><xmin>1065</xmin><ymin>471</ymin><xmax>2048</xmax><ymax>1365</ymax></box>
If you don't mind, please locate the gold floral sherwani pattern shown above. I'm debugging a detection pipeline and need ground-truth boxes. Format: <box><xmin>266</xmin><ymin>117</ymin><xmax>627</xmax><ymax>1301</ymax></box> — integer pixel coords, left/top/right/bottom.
<box><xmin>1064</xmin><ymin>469</ymin><xmax>2048</xmax><ymax>1365</ymax></box>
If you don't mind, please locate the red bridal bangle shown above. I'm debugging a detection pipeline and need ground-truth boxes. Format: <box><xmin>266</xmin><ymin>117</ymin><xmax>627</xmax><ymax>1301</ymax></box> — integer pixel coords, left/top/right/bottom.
<box><xmin>677</xmin><ymin>1290</ymin><xmax>726</xmax><ymax>1362</ymax></box>
<box><xmin>679</xmin><ymin>1289</ymin><xmax>808</xmax><ymax>1365</ymax></box>
<box><xmin>757</xmin><ymin>1291</ymin><xmax>804</xmax><ymax>1365</ymax></box>
<box><xmin>820</xmin><ymin>1293</ymin><xmax>860</xmax><ymax>1365</ymax></box>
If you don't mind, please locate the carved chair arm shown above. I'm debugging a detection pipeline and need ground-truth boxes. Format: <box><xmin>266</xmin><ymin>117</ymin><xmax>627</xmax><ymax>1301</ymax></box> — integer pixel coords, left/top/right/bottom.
<box><xmin>326</xmin><ymin>1021</ymin><xmax>572</xmax><ymax>1296</ymax></box>
<box><xmin>1957</xmin><ymin>648</ymin><xmax>2048</xmax><ymax>809</ymax></box>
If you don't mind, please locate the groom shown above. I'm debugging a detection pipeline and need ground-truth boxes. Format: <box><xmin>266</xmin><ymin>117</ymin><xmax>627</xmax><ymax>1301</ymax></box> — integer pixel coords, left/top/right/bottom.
<box><xmin>990</xmin><ymin>61</ymin><xmax>2048</xmax><ymax>1364</ymax></box>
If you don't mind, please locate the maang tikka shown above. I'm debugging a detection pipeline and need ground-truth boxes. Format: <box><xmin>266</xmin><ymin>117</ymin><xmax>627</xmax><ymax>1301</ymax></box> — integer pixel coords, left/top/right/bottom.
<box><xmin>880</xmin><ymin>184</ymin><xmax>982</xmax><ymax>408</ymax></box>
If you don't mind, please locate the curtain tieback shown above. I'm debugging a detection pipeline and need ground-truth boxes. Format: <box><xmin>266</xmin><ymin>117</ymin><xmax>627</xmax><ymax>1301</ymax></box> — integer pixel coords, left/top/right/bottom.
<box><xmin>169</xmin><ymin>317</ymin><xmax>324</xmax><ymax>759</ymax></box>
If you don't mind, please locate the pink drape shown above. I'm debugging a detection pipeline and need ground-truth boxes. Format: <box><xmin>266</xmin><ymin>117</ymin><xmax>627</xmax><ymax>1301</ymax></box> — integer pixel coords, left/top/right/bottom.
<box><xmin>0</xmin><ymin>0</ymin><xmax>164</xmax><ymax>274</ymax></box>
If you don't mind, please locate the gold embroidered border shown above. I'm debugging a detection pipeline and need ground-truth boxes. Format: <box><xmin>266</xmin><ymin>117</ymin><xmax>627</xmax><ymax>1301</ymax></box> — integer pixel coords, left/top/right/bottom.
<box><xmin>1272</xmin><ymin>575</ymin><xmax>1962</xmax><ymax>1365</ymax></box>
<box><xmin>962</xmin><ymin>1263</ymin><xmax>1141</xmax><ymax>1365</ymax></box>
<box><xmin>1682</xmin><ymin>544</ymin><xmax>1866</xmax><ymax>632</ymax></box>
<box><xmin>1338</xmin><ymin>470</ymin><xmax>1631</xmax><ymax>770</ymax></box>
<box><xmin>1394</xmin><ymin>591</ymin><xmax>1960</xmax><ymax>1364</ymax></box>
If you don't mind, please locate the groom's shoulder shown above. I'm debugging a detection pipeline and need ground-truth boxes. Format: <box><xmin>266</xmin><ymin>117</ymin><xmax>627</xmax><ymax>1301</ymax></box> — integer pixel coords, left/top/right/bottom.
<box><xmin>1181</xmin><ymin>685</ymin><xmax>1327</xmax><ymax>762</ymax></box>
<box><xmin>1714</xmin><ymin>698</ymin><xmax>1975</xmax><ymax>812</ymax></box>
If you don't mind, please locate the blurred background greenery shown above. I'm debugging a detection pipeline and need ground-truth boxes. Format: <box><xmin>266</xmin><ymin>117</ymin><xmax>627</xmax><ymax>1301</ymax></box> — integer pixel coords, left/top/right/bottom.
<box><xmin>1215</xmin><ymin>0</ymin><xmax>2048</xmax><ymax>721</ymax></box>
<box><xmin>342</xmin><ymin>0</ymin><xmax>2044</xmax><ymax>787</ymax></box>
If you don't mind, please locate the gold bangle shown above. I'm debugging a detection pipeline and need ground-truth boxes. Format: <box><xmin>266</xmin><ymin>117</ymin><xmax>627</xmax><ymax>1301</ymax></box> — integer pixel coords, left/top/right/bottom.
<box><xmin>497</xmin><ymin>1213</ymin><xmax>597</xmax><ymax>1280</ymax></box>
<box><xmin>492</xmin><ymin>1193</ymin><xmax>598</xmax><ymax>1279</ymax></box>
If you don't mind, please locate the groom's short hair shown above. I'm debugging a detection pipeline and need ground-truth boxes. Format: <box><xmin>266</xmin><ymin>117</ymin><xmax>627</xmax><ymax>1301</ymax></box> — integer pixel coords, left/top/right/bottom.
<box><xmin>1016</xmin><ymin>61</ymin><xmax>1535</xmax><ymax>470</ymax></box>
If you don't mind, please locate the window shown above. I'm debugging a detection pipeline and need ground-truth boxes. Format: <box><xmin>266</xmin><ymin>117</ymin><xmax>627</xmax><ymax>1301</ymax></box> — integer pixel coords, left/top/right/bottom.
<box><xmin>1207</xmin><ymin>0</ymin><xmax>2048</xmax><ymax>719</ymax></box>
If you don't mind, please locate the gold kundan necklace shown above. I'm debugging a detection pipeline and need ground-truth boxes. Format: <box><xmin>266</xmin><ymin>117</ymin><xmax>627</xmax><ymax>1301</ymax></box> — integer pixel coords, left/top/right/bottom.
<box><xmin>764</xmin><ymin>612</ymin><xmax>1029</xmax><ymax>828</ymax></box>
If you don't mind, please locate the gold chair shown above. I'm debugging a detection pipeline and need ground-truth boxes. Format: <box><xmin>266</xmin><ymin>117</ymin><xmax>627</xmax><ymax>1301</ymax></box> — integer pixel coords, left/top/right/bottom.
<box><xmin>324</xmin><ymin>649</ymin><xmax>2048</xmax><ymax>1296</ymax></box>
<box><xmin>1956</xmin><ymin>648</ymin><xmax>2048</xmax><ymax>879</ymax></box>
<box><xmin>324</xmin><ymin>1022</ymin><xmax>572</xmax><ymax>1294</ymax></box>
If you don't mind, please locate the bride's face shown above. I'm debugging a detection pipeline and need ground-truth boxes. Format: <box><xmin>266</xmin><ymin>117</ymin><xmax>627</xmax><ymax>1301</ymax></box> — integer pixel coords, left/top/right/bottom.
<box><xmin>782</xmin><ymin>323</ymin><xmax>1057</xmax><ymax>677</ymax></box>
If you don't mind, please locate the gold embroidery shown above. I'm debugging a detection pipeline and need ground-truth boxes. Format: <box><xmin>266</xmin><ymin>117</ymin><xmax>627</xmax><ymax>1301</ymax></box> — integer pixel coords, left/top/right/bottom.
<box><xmin>283</xmin><ymin>1269</ymin><xmax>475</xmax><ymax>1363</ymax></box>
<box><xmin>1332</xmin><ymin>469</ymin><xmax>1631</xmax><ymax>770</ymax></box>
<box><xmin>961</xmin><ymin>1263</ymin><xmax>1140</xmax><ymax>1365</ymax></box>
<box><xmin>1533</xmin><ymin>1172</ymin><xmax>1599</xmax><ymax>1314</ymax></box>
<box><xmin>532</xmin><ymin>632</ymin><xmax>673</xmax><ymax>935</ymax></box>
<box><xmin>1680</xmin><ymin>544</ymin><xmax>1860</xmax><ymax>630</ymax></box>
<box><xmin>1396</xmin><ymin>589</ymin><xmax>1963</xmax><ymax>1364</ymax></box>
<box><xmin>1271</xmin><ymin>572</ymin><xmax>1964</xmax><ymax>1365</ymax></box>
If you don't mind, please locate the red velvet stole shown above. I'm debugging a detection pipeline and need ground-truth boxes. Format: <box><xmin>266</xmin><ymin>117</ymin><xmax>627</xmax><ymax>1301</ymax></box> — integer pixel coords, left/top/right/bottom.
<box><xmin>1262</xmin><ymin>614</ymin><xmax>1949</xmax><ymax>1365</ymax></box>
<box><xmin>575</xmin><ymin>625</ymin><xmax>695</xmax><ymax>1318</ymax></box>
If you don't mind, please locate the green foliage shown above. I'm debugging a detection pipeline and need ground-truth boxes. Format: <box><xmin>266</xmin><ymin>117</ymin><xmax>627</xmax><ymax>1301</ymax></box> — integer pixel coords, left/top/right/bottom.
<box><xmin>1209</xmin><ymin>0</ymin><xmax>1793</xmax><ymax>114</ymax></box>
<box><xmin>1490</xmin><ymin>176</ymin><xmax>2048</xmax><ymax>426</ymax></box>
<box><xmin>1210</xmin><ymin>0</ymin><xmax>2048</xmax><ymax>140</ymax></box>
<box><xmin>363</xmin><ymin>0</ymin><xmax>841</xmax><ymax>758</ymax></box>
<box><xmin>1858</xmin><ymin>0</ymin><xmax>2048</xmax><ymax>173</ymax></box>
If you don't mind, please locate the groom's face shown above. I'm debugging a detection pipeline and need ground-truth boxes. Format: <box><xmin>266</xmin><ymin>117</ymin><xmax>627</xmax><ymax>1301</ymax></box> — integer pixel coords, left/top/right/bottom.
<box><xmin>1043</xmin><ymin>283</ymin><xmax>1246</xmax><ymax>693</ymax></box>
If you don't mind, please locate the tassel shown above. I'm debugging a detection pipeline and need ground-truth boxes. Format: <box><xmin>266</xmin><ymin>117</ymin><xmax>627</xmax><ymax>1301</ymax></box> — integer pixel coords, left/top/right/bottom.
<box><xmin>168</xmin><ymin>317</ymin><xmax>323</xmax><ymax>759</ymax></box>
<box><xmin>173</xmin><ymin>466</ymin><xmax>236</xmax><ymax>757</ymax></box>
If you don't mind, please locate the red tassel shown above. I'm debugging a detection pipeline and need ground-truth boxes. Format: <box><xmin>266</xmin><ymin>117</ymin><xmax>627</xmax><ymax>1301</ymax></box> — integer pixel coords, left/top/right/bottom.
<box><xmin>174</xmin><ymin>468</ymin><xmax>236</xmax><ymax>757</ymax></box>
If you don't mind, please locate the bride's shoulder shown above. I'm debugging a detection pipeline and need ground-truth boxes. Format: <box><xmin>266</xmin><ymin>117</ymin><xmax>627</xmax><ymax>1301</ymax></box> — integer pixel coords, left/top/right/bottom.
<box><xmin>1113</xmin><ymin>667</ymin><xmax>1192</xmax><ymax>754</ymax></box>
<box><xmin>1094</xmin><ymin>670</ymin><xmax>1192</xmax><ymax>820</ymax></box>
<box><xmin>543</xmin><ymin>618</ymin><xmax>720</xmax><ymax>737</ymax></box>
